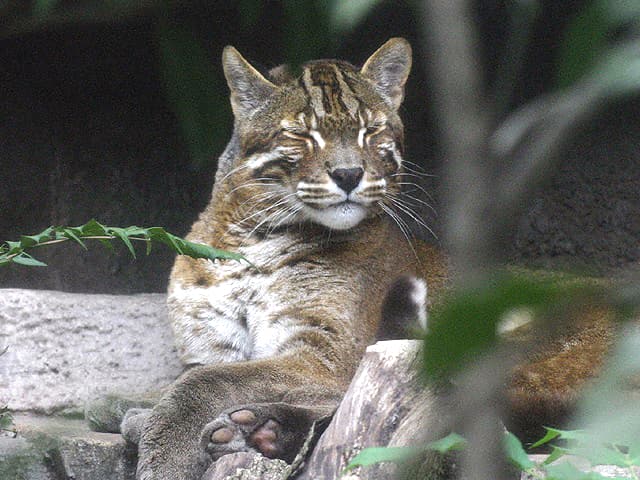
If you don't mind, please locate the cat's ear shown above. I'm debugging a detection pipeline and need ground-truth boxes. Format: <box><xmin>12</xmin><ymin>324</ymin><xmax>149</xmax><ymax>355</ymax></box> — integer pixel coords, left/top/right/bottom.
<box><xmin>361</xmin><ymin>38</ymin><xmax>412</xmax><ymax>110</ymax></box>
<box><xmin>222</xmin><ymin>46</ymin><xmax>277</xmax><ymax>118</ymax></box>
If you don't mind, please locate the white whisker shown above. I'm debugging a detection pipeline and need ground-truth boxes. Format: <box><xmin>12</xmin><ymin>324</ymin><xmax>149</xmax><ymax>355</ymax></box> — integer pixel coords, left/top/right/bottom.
<box><xmin>218</xmin><ymin>162</ymin><xmax>252</xmax><ymax>185</ymax></box>
<box><xmin>390</xmin><ymin>191</ymin><xmax>437</xmax><ymax>216</ymax></box>
<box><xmin>386</xmin><ymin>196</ymin><xmax>438</xmax><ymax>240</ymax></box>
<box><xmin>227</xmin><ymin>180</ymin><xmax>279</xmax><ymax>195</ymax></box>
<box><xmin>402</xmin><ymin>159</ymin><xmax>434</xmax><ymax>176</ymax></box>
<box><xmin>238</xmin><ymin>193</ymin><xmax>297</xmax><ymax>226</ymax></box>
<box><xmin>379</xmin><ymin>202</ymin><xmax>418</xmax><ymax>259</ymax></box>
<box><xmin>397</xmin><ymin>181</ymin><xmax>436</xmax><ymax>203</ymax></box>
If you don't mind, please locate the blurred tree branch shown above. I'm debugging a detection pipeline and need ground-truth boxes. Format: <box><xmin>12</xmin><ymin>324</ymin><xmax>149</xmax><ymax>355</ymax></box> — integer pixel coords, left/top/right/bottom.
<box><xmin>421</xmin><ymin>1</ymin><xmax>640</xmax><ymax>479</ymax></box>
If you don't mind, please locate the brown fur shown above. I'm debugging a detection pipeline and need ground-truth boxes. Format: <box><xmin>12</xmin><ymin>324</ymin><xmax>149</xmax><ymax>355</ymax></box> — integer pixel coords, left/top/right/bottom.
<box><xmin>506</xmin><ymin>305</ymin><xmax>615</xmax><ymax>441</ymax></box>
<box><xmin>123</xmin><ymin>38</ymin><xmax>618</xmax><ymax>480</ymax></box>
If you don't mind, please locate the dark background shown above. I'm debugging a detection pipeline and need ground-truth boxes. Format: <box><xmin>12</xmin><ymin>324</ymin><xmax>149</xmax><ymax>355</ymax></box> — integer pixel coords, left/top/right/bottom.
<box><xmin>1</xmin><ymin>1</ymin><xmax>638</xmax><ymax>293</ymax></box>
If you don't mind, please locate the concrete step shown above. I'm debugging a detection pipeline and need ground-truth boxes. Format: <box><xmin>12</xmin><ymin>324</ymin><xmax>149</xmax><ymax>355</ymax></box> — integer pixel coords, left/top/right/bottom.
<box><xmin>1</xmin><ymin>414</ymin><xmax>136</xmax><ymax>480</ymax></box>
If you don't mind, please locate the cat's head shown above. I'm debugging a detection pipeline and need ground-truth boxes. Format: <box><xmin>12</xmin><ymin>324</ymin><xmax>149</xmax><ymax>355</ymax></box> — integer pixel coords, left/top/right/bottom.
<box><xmin>220</xmin><ymin>38</ymin><xmax>412</xmax><ymax>232</ymax></box>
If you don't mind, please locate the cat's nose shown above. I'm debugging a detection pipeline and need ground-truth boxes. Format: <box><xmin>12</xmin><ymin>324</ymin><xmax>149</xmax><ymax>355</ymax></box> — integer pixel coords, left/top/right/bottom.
<box><xmin>329</xmin><ymin>167</ymin><xmax>364</xmax><ymax>193</ymax></box>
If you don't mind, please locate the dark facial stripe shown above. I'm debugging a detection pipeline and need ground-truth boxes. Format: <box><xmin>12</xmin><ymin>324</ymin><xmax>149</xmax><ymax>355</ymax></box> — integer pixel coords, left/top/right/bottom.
<box><xmin>301</xmin><ymin>64</ymin><xmax>359</xmax><ymax>119</ymax></box>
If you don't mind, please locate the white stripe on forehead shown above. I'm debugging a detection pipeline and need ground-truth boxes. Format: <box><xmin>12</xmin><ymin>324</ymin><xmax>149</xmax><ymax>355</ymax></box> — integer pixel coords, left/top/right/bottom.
<box><xmin>309</xmin><ymin>130</ymin><xmax>326</xmax><ymax>149</ymax></box>
<box><xmin>357</xmin><ymin>127</ymin><xmax>366</xmax><ymax>148</ymax></box>
<box><xmin>246</xmin><ymin>151</ymin><xmax>281</xmax><ymax>170</ymax></box>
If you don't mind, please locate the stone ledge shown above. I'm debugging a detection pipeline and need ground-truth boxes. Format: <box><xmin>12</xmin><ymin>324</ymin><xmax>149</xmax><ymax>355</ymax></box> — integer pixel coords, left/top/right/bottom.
<box><xmin>0</xmin><ymin>288</ymin><xmax>181</xmax><ymax>413</ymax></box>
<box><xmin>1</xmin><ymin>414</ymin><xmax>136</xmax><ymax>480</ymax></box>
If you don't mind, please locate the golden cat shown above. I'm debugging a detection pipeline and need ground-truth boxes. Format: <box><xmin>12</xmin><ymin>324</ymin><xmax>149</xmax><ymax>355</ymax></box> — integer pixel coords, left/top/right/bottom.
<box><xmin>117</xmin><ymin>38</ymin><xmax>612</xmax><ymax>479</ymax></box>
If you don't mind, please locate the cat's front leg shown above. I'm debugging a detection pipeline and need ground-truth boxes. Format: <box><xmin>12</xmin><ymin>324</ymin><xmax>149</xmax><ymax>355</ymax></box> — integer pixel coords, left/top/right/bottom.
<box><xmin>135</xmin><ymin>355</ymin><xmax>340</xmax><ymax>480</ymax></box>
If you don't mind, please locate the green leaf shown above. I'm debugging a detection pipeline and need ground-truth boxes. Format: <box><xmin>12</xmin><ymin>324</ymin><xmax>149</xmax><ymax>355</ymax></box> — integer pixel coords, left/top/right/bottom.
<box><xmin>544</xmin><ymin>446</ymin><xmax>570</xmax><ymax>465</ymax></box>
<box><xmin>147</xmin><ymin>228</ymin><xmax>184</xmax><ymax>255</ymax></box>
<box><xmin>20</xmin><ymin>226</ymin><xmax>54</xmax><ymax>248</ymax></box>
<box><xmin>156</xmin><ymin>21</ymin><xmax>230</xmax><ymax>168</ymax></box>
<box><xmin>98</xmin><ymin>238</ymin><xmax>115</xmax><ymax>252</ymax></box>
<box><xmin>5</xmin><ymin>241</ymin><xmax>22</xmax><ymax>253</ymax></box>
<box><xmin>556</xmin><ymin>1</ymin><xmax>609</xmax><ymax>88</ymax></box>
<box><xmin>626</xmin><ymin>443</ymin><xmax>640</xmax><ymax>465</ymax></box>
<box><xmin>145</xmin><ymin>227</ymin><xmax>246</xmax><ymax>264</ymax></box>
<box><xmin>180</xmin><ymin>238</ymin><xmax>246</xmax><ymax>263</ymax></box>
<box><xmin>109</xmin><ymin>227</ymin><xmax>136</xmax><ymax>259</ymax></box>
<box><xmin>62</xmin><ymin>228</ymin><xmax>87</xmax><ymax>250</ymax></box>
<box><xmin>122</xmin><ymin>226</ymin><xmax>148</xmax><ymax>237</ymax></box>
<box><xmin>504</xmin><ymin>431</ymin><xmax>535</xmax><ymax>470</ymax></box>
<box><xmin>602</xmin><ymin>0</ymin><xmax>640</xmax><ymax>28</ymax></box>
<box><xmin>345</xmin><ymin>446</ymin><xmax>423</xmax><ymax>471</ymax></box>
<box><xmin>32</xmin><ymin>0</ymin><xmax>58</xmax><ymax>19</ymax></box>
<box><xmin>81</xmin><ymin>219</ymin><xmax>108</xmax><ymax>236</ymax></box>
<box><xmin>11</xmin><ymin>253</ymin><xmax>47</xmax><ymax>267</ymax></box>
<box><xmin>531</xmin><ymin>427</ymin><xmax>564</xmax><ymax>448</ymax></box>
<box><xmin>570</xmin><ymin>329</ymin><xmax>640</xmax><ymax>448</ymax></box>
<box><xmin>2</xmin><ymin>222</ymin><xmax>245</xmax><ymax>268</ymax></box>
<box><xmin>589</xmin><ymin>44</ymin><xmax>640</xmax><ymax>97</ymax></box>
<box><xmin>426</xmin><ymin>432</ymin><xmax>467</xmax><ymax>453</ymax></box>
<box><xmin>572</xmin><ymin>445</ymin><xmax>629</xmax><ymax>468</ymax></box>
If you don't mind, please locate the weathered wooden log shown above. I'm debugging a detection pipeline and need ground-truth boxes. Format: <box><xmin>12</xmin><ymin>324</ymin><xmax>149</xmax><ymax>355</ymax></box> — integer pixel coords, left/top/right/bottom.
<box><xmin>296</xmin><ymin>339</ymin><xmax>449</xmax><ymax>480</ymax></box>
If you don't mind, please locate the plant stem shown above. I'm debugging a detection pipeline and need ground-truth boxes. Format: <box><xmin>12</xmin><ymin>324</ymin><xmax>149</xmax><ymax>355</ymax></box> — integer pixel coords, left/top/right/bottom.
<box><xmin>0</xmin><ymin>235</ymin><xmax>151</xmax><ymax>264</ymax></box>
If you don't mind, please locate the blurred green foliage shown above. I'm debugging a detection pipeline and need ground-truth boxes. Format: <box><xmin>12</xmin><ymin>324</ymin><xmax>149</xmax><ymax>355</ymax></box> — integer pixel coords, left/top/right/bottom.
<box><xmin>423</xmin><ymin>271</ymin><xmax>607</xmax><ymax>378</ymax></box>
<box><xmin>557</xmin><ymin>0</ymin><xmax>640</xmax><ymax>88</ymax></box>
<box><xmin>32</xmin><ymin>0</ymin><xmax>58</xmax><ymax>19</ymax></box>
<box><xmin>156</xmin><ymin>20</ymin><xmax>231</xmax><ymax>168</ymax></box>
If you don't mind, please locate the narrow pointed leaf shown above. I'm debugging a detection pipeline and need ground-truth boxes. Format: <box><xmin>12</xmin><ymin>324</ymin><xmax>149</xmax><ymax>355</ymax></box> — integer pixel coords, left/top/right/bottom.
<box><xmin>20</xmin><ymin>227</ymin><xmax>54</xmax><ymax>247</ymax></box>
<box><xmin>531</xmin><ymin>427</ymin><xmax>563</xmax><ymax>448</ymax></box>
<box><xmin>543</xmin><ymin>446</ymin><xmax>569</xmax><ymax>465</ymax></box>
<box><xmin>62</xmin><ymin>228</ymin><xmax>87</xmax><ymax>250</ymax></box>
<box><xmin>504</xmin><ymin>431</ymin><xmax>535</xmax><ymax>470</ymax></box>
<box><xmin>123</xmin><ymin>226</ymin><xmax>148</xmax><ymax>236</ymax></box>
<box><xmin>345</xmin><ymin>446</ymin><xmax>423</xmax><ymax>471</ymax></box>
<box><xmin>147</xmin><ymin>228</ymin><xmax>184</xmax><ymax>255</ymax></box>
<box><xmin>109</xmin><ymin>228</ymin><xmax>136</xmax><ymax>259</ymax></box>
<box><xmin>81</xmin><ymin>219</ymin><xmax>108</xmax><ymax>236</ymax></box>
<box><xmin>12</xmin><ymin>253</ymin><xmax>47</xmax><ymax>267</ymax></box>
<box><xmin>5</xmin><ymin>241</ymin><xmax>22</xmax><ymax>253</ymax></box>
<box><xmin>426</xmin><ymin>432</ymin><xmax>467</xmax><ymax>453</ymax></box>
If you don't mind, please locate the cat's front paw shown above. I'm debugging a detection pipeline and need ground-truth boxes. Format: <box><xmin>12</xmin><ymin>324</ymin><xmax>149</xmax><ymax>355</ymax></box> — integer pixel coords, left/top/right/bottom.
<box><xmin>200</xmin><ymin>407</ymin><xmax>284</xmax><ymax>460</ymax></box>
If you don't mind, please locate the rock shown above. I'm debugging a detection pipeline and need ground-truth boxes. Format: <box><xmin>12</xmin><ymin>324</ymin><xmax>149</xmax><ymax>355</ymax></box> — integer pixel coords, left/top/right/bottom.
<box><xmin>0</xmin><ymin>289</ymin><xmax>182</xmax><ymax>413</ymax></box>
<box><xmin>2</xmin><ymin>413</ymin><xmax>136</xmax><ymax>480</ymax></box>
<box><xmin>0</xmin><ymin>433</ymin><xmax>55</xmax><ymax>480</ymax></box>
<box><xmin>202</xmin><ymin>452</ymin><xmax>289</xmax><ymax>480</ymax></box>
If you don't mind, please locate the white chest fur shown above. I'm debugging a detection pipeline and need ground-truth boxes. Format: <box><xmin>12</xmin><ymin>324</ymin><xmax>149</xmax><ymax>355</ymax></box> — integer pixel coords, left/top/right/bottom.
<box><xmin>168</xmin><ymin>235</ymin><xmax>312</xmax><ymax>366</ymax></box>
